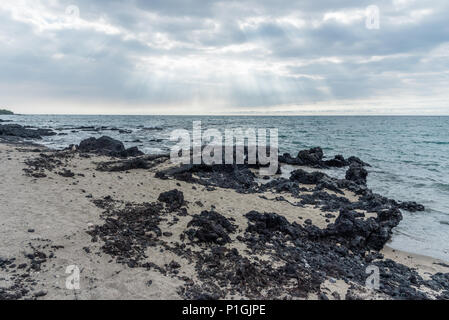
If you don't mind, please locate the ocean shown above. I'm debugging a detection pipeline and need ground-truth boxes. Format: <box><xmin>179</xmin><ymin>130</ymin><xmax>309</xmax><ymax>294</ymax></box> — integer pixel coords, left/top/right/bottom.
<box><xmin>2</xmin><ymin>114</ymin><xmax>449</xmax><ymax>261</ymax></box>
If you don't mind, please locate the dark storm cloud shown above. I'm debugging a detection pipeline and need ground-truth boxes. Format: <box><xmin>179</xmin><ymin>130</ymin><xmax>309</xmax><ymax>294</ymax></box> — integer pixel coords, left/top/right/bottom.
<box><xmin>0</xmin><ymin>0</ymin><xmax>448</xmax><ymax>114</ymax></box>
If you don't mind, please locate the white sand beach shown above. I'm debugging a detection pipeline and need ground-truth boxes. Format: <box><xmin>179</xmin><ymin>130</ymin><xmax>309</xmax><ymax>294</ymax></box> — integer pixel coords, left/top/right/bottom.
<box><xmin>1</xmin><ymin>143</ymin><xmax>448</xmax><ymax>300</ymax></box>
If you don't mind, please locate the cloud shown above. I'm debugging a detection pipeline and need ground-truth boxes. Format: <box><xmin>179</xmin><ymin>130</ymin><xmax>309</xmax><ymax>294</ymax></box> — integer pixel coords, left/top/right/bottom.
<box><xmin>0</xmin><ymin>0</ymin><xmax>448</xmax><ymax>114</ymax></box>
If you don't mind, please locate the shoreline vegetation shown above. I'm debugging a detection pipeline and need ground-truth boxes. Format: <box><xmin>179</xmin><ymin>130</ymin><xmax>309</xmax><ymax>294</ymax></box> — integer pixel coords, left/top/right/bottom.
<box><xmin>1</xmin><ymin>122</ymin><xmax>449</xmax><ymax>300</ymax></box>
<box><xmin>0</xmin><ymin>109</ymin><xmax>14</xmax><ymax>115</ymax></box>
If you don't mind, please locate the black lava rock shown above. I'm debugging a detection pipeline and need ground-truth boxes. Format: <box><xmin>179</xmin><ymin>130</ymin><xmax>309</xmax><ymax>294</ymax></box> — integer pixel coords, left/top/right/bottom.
<box><xmin>279</xmin><ymin>147</ymin><xmax>371</xmax><ymax>169</ymax></box>
<box><xmin>399</xmin><ymin>201</ymin><xmax>425</xmax><ymax>212</ymax></box>
<box><xmin>185</xmin><ymin>211</ymin><xmax>237</xmax><ymax>245</ymax></box>
<box><xmin>297</xmin><ymin>147</ymin><xmax>324</xmax><ymax>165</ymax></box>
<box><xmin>345</xmin><ymin>164</ymin><xmax>368</xmax><ymax>185</ymax></box>
<box><xmin>290</xmin><ymin>169</ymin><xmax>326</xmax><ymax>184</ymax></box>
<box><xmin>323</xmin><ymin>155</ymin><xmax>348</xmax><ymax>167</ymax></box>
<box><xmin>0</xmin><ymin>124</ymin><xmax>56</xmax><ymax>139</ymax></box>
<box><xmin>77</xmin><ymin>136</ymin><xmax>143</xmax><ymax>158</ymax></box>
<box><xmin>158</xmin><ymin>189</ymin><xmax>185</xmax><ymax>210</ymax></box>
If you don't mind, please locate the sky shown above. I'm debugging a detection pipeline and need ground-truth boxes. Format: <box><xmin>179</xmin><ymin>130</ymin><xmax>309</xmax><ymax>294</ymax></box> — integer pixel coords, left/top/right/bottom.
<box><xmin>0</xmin><ymin>0</ymin><xmax>448</xmax><ymax>115</ymax></box>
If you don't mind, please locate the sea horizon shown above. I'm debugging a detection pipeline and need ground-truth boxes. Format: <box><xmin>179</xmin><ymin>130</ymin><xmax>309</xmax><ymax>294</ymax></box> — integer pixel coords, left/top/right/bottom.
<box><xmin>6</xmin><ymin>113</ymin><xmax>449</xmax><ymax>117</ymax></box>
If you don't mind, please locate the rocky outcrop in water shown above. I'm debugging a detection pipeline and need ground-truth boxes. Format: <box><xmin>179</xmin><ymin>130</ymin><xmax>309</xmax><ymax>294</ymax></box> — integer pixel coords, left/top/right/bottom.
<box><xmin>345</xmin><ymin>164</ymin><xmax>368</xmax><ymax>185</ymax></box>
<box><xmin>279</xmin><ymin>147</ymin><xmax>371</xmax><ymax>169</ymax></box>
<box><xmin>0</xmin><ymin>124</ymin><xmax>56</xmax><ymax>139</ymax></box>
<box><xmin>0</xmin><ymin>109</ymin><xmax>13</xmax><ymax>115</ymax></box>
<box><xmin>290</xmin><ymin>169</ymin><xmax>326</xmax><ymax>184</ymax></box>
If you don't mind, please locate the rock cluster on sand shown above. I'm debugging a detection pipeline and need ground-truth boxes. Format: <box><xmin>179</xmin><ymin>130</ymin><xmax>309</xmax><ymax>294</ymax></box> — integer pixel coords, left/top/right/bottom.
<box><xmin>158</xmin><ymin>189</ymin><xmax>185</xmax><ymax>210</ymax></box>
<box><xmin>76</xmin><ymin>136</ymin><xmax>144</xmax><ymax>157</ymax></box>
<box><xmin>185</xmin><ymin>211</ymin><xmax>237</xmax><ymax>245</ymax></box>
<box><xmin>0</xmin><ymin>240</ymin><xmax>61</xmax><ymax>300</ymax></box>
<box><xmin>76</xmin><ymin>143</ymin><xmax>447</xmax><ymax>299</ymax></box>
<box><xmin>96</xmin><ymin>154</ymin><xmax>169</xmax><ymax>172</ymax></box>
<box><xmin>84</xmin><ymin>188</ymin><xmax>448</xmax><ymax>300</ymax></box>
<box><xmin>4</xmin><ymin>133</ymin><xmax>446</xmax><ymax>300</ymax></box>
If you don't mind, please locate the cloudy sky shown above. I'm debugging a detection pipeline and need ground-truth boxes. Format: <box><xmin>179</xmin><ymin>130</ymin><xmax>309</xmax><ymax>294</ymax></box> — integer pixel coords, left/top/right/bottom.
<box><xmin>1</xmin><ymin>0</ymin><xmax>448</xmax><ymax>115</ymax></box>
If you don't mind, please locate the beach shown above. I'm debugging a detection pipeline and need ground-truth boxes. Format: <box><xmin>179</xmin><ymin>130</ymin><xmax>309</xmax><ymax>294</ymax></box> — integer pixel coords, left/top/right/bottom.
<box><xmin>1</xmin><ymin>137</ymin><xmax>448</xmax><ymax>300</ymax></box>
<box><xmin>2</xmin><ymin>0</ymin><xmax>449</xmax><ymax>305</ymax></box>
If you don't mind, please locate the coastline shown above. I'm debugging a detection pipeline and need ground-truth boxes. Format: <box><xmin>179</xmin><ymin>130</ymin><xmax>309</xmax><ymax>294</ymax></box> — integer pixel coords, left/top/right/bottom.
<box><xmin>381</xmin><ymin>246</ymin><xmax>448</xmax><ymax>277</ymax></box>
<box><xmin>1</xmin><ymin>138</ymin><xmax>448</xmax><ymax>300</ymax></box>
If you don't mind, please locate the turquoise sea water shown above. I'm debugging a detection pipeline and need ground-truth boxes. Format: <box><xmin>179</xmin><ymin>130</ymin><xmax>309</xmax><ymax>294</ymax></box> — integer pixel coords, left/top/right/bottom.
<box><xmin>2</xmin><ymin>115</ymin><xmax>449</xmax><ymax>261</ymax></box>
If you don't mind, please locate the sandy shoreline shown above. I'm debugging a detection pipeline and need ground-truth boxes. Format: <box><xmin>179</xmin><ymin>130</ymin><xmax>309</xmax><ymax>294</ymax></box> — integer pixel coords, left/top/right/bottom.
<box><xmin>1</xmin><ymin>141</ymin><xmax>448</xmax><ymax>300</ymax></box>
